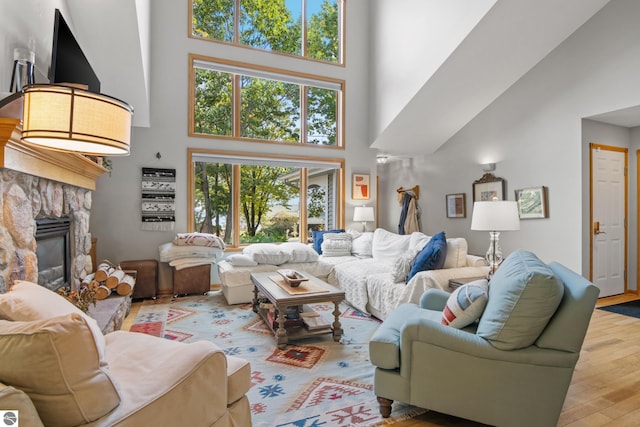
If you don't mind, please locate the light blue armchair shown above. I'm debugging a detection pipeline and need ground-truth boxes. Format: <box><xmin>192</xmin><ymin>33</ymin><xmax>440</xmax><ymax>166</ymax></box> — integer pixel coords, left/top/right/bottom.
<box><xmin>369</xmin><ymin>251</ymin><xmax>599</xmax><ymax>427</ymax></box>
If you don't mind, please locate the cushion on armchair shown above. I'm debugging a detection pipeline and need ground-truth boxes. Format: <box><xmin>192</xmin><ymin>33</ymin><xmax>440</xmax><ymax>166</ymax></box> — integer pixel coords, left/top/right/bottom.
<box><xmin>477</xmin><ymin>250</ymin><xmax>564</xmax><ymax>350</ymax></box>
<box><xmin>0</xmin><ymin>280</ymin><xmax>106</xmax><ymax>359</ymax></box>
<box><xmin>442</xmin><ymin>279</ymin><xmax>489</xmax><ymax>328</ymax></box>
<box><xmin>0</xmin><ymin>314</ymin><xmax>121</xmax><ymax>426</ymax></box>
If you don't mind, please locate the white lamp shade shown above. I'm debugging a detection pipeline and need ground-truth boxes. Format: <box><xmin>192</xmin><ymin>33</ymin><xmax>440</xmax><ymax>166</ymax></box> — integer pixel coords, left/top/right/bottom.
<box><xmin>21</xmin><ymin>84</ymin><xmax>133</xmax><ymax>155</ymax></box>
<box><xmin>471</xmin><ymin>201</ymin><xmax>520</xmax><ymax>231</ymax></box>
<box><xmin>353</xmin><ymin>206</ymin><xmax>375</xmax><ymax>222</ymax></box>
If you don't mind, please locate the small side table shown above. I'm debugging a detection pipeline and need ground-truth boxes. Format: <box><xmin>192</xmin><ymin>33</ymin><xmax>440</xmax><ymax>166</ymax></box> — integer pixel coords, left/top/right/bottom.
<box><xmin>448</xmin><ymin>276</ymin><xmax>487</xmax><ymax>291</ymax></box>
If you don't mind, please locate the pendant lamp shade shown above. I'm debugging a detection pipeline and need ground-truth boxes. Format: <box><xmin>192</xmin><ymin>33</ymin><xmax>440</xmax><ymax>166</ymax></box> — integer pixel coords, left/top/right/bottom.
<box><xmin>21</xmin><ymin>85</ymin><xmax>133</xmax><ymax>156</ymax></box>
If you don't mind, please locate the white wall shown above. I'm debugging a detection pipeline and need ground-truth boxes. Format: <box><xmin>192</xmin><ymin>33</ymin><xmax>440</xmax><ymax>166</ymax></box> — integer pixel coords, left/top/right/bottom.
<box><xmin>0</xmin><ymin>0</ymin><xmax>67</xmax><ymax>93</ymax></box>
<box><xmin>90</xmin><ymin>0</ymin><xmax>374</xmax><ymax>293</ymax></box>
<box><xmin>368</xmin><ymin>0</ymin><xmax>495</xmax><ymax>143</ymax></box>
<box><xmin>377</xmin><ymin>0</ymin><xmax>640</xmax><ymax>277</ymax></box>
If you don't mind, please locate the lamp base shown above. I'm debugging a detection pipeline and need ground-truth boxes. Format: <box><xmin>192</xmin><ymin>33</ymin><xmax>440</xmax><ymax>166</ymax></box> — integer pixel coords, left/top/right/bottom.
<box><xmin>485</xmin><ymin>231</ymin><xmax>503</xmax><ymax>278</ymax></box>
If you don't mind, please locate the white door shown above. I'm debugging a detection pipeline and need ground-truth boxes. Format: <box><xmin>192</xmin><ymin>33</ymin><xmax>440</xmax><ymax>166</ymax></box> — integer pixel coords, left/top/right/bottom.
<box><xmin>591</xmin><ymin>144</ymin><xmax>627</xmax><ymax>297</ymax></box>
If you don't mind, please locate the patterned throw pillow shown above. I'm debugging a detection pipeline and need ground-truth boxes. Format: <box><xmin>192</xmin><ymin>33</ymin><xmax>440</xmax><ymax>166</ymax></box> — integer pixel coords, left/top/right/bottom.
<box><xmin>312</xmin><ymin>229</ymin><xmax>345</xmax><ymax>254</ymax></box>
<box><xmin>441</xmin><ymin>279</ymin><xmax>489</xmax><ymax>329</ymax></box>
<box><xmin>391</xmin><ymin>250</ymin><xmax>417</xmax><ymax>283</ymax></box>
<box><xmin>321</xmin><ymin>233</ymin><xmax>353</xmax><ymax>257</ymax></box>
<box><xmin>174</xmin><ymin>232</ymin><xmax>225</xmax><ymax>249</ymax></box>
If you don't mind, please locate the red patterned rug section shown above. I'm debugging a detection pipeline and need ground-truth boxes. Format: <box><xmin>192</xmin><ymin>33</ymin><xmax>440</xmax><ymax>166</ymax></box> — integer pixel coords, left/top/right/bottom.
<box><xmin>242</xmin><ymin>318</ymin><xmax>273</xmax><ymax>335</ymax></box>
<box><xmin>266</xmin><ymin>345</ymin><xmax>325</xmax><ymax>369</ymax></box>
<box><xmin>164</xmin><ymin>329</ymin><xmax>193</xmax><ymax>341</ymax></box>
<box><xmin>341</xmin><ymin>307</ymin><xmax>380</xmax><ymax>321</ymax></box>
<box><xmin>325</xmin><ymin>403</ymin><xmax>379</xmax><ymax>425</ymax></box>
<box><xmin>129</xmin><ymin>321</ymin><xmax>163</xmax><ymax>337</ymax></box>
<box><xmin>287</xmin><ymin>376</ymin><xmax>372</xmax><ymax>411</ymax></box>
<box><xmin>166</xmin><ymin>307</ymin><xmax>195</xmax><ymax>324</ymax></box>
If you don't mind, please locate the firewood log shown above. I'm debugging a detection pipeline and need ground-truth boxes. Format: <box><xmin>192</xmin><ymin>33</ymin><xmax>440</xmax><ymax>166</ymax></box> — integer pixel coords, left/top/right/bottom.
<box><xmin>81</xmin><ymin>273</ymin><xmax>100</xmax><ymax>290</ymax></box>
<box><xmin>95</xmin><ymin>262</ymin><xmax>115</xmax><ymax>282</ymax></box>
<box><xmin>105</xmin><ymin>268</ymin><xmax>126</xmax><ymax>289</ymax></box>
<box><xmin>95</xmin><ymin>285</ymin><xmax>111</xmax><ymax>300</ymax></box>
<box><xmin>116</xmin><ymin>274</ymin><xmax>136</xmax><ymax>296</ymax></box>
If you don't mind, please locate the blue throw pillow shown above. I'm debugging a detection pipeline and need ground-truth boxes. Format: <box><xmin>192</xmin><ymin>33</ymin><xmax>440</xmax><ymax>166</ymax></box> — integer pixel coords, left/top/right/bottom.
<box><xmin>312</xmin><ymin>229</ymin><xmax>345</xmax><ymax>254</ymax></box>
<box><xmin>406</xmin><ymin>231</ymin><xmax>447</xmax><ymax>282</ymax></box>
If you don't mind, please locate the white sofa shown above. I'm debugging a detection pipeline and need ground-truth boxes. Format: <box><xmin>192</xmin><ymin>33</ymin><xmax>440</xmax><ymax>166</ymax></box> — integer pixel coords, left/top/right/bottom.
<box><xmin>219</xmin><ymin>229</ymin><xmax>489</xmax><ymax>320</ymax></box>
<box><xmin>0</xmin><ymin>281</ymin><xmax>252</xmax><ymax>427</ymax></box>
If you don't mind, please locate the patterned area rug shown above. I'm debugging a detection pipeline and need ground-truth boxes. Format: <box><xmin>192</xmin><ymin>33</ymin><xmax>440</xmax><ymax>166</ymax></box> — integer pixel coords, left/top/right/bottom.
<box><xmin>129</xmin><ymin>291</ymin><xmax>426</xmax><ymax>426</ymax></box>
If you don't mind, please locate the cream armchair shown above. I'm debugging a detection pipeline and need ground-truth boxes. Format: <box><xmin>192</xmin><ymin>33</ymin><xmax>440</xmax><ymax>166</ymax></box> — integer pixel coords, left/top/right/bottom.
<box><xmin>369</xmin><ymin>251</ymin><xmax>599</xmax><ymax>427</ymax></box>
<box><xmin>0</xmin><ymin>280</ymin><xmax>252</xmax><ymax>426</ymax></box>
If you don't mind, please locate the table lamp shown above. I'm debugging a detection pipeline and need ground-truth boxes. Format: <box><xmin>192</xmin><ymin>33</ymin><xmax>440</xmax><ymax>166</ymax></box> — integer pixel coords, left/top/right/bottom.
<box><xmin>471</xmin><ymin>201</ymin><xmax>520</xmax><ymax>277</ymax></box>
<box><xmin>353</xmin><ymin>206</ymin><xmax>375</xmax><ymax>231</ymax></box>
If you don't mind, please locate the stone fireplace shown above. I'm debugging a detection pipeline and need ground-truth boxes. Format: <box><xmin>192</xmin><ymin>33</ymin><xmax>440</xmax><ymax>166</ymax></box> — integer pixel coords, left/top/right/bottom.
<box><xmin>0</xmin><ymin>117</ymin><xmax>106</xmax><ymax>294</ymax></box>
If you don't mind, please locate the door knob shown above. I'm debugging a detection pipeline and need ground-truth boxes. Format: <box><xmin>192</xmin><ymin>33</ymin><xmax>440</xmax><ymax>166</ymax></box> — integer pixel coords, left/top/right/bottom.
<box><xmin>594</xmin><ymin>221</ymin><xmax>606</xmax><ymax>235</ymax></box>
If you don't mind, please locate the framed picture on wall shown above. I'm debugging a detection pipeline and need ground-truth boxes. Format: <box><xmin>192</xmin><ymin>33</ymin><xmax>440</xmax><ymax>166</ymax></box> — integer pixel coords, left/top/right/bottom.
<box><xmin>472</xmin><ymin>173</ymin><xmax>505</xmax><ymax>202</ymax></box>
<box><xmin>515</xmin><ymin>186</ymin><xmax>549</xmax><ymax>219</ymax></box>
<box><xmin>352</xmin><ymin>173</ymin><xmax>370</xmax><ymax>200</ymax></box>
<box><xmin>446</xmin><ymin>193</ymin><xmax>466</xmax><ymax>218</ymax></box>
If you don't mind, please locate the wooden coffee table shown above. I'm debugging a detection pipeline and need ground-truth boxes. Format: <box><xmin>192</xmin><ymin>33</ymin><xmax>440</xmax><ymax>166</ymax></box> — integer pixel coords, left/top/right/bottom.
<box><xmin>250</xmin><ymin>271</ymin><xmax>345</xmax><ymax>349</ymax></box>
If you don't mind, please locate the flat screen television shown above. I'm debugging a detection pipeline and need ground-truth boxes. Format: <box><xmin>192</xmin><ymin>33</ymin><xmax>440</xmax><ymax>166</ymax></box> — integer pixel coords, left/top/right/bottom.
<box><xmin>49</xmin><ymin>9</ymin><xmax>101</xmax><ymax>93</ymax></box>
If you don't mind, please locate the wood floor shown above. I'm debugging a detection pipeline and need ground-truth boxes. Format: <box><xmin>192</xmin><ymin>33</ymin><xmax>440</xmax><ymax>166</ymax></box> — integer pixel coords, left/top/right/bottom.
<box><xmin>122</xmin><ymin>292</ymin><xmax>640</xmax><ymax>427</ymax></box>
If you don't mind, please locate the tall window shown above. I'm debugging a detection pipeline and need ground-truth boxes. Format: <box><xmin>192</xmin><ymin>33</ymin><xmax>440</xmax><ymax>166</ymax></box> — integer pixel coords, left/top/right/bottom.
<box><xmin>190</xmin><ymin>55</ymin><xmax>343</xmax><ymax>147</ymax></box>
<box><xmin>189</xmin><ymin>149</ymin><xmax>344</xmax><ymax>247</ymax></box>
<box><xmin>191</xmin><ymin>0</ymin><xmax>344</xmax><ymax>64</ymax></box>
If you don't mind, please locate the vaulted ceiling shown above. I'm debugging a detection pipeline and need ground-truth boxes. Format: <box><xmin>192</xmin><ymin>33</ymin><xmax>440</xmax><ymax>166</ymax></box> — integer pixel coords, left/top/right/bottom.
<box><xmin>64</xmin><ymin>0</ymin><xmax>638</xmax><ymax>150</ymax></box>
<box><xmin>369</xmin><ymin>0</ymin><xmax>617</xmax><ymax>156</ymax></box>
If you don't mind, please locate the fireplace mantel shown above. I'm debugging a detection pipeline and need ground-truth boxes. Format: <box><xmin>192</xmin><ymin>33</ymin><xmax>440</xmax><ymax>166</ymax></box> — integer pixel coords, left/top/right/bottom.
<box><xmin>0</xmin><ymin>118</ymin><xmax>107</xmax><ymax>190</ymax></box>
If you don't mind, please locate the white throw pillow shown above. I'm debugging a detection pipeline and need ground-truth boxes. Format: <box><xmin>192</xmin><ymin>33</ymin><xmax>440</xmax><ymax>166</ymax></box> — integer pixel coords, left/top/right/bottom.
<box><xmin>321</xmin><ymin>233</ymin><xmax>353</xmax><ymax>257</ymax></box>
<box><xmin>0</xmin><ymin>314</ymin><xmax>121</xmax><ymax>426</ymax></box>
<box><xmin>280</xmin><ymin>242</ymin><xmax>320</xmax><ymax>263</ymax></box>
<box><xmin>0</xmin><ymin>280</ymin><xmax>106</xmax><ymax>360</ymax></box>
<box><xmin>351</xmin><ymin>232</ymin><xmax>374</xmax><ymax>257</ymax></box>
<box><xmin>391</xmin><ymin>250</ymin><xmax>418</xmax><ymax>283</ymax></box>
<box><xmin>441</xmin><ymin>279</ymin><xmax>489</xmax><ymax>329</ymax></box>
<box><xmin>443</xmin><ymin>238</ymin><xmax>468</xmax><ymax>268</ymax></box>
<box><xmin>226</xmin><ymin>254</ymin><xmax>258</xmax><ymax>266</ymax></box>
<box><xmin>243</xmin><ymin>243</ymin><xmax>289</xmax><ymax>265</ymax></box>
<box><xmin>409</xmin><ymin>232</ymin><xmax>431</xmax><ymax>253</ymax></box>
<box><xmin>372</xmin><ymin>228</ymin><xmax>411</xmax><ymax>263</ymax></box>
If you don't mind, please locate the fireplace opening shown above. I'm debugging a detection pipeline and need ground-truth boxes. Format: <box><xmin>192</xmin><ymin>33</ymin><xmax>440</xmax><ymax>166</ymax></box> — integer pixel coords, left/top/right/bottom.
<box><xmin>35</xmin><ymin>217</ymin><xmax>71</xmax><ymax>292</ymax></box>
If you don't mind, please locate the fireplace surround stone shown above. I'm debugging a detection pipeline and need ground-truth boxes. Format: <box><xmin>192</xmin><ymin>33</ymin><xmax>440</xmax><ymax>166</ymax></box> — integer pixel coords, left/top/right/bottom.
<box><xmin>0</xmin><ymin>169</ymin><xmax>93</xmax><ymax>293</ymax></box>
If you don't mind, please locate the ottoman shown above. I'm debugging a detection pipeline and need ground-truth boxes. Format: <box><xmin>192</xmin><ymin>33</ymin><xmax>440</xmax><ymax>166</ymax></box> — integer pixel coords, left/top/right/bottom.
<box><xmin>119</xmin><ymin>259</ymin><xmax>158</xmax><ymax>300</ymax></box>
<box><xmin>173</xmin><ymin>264</ymin><xmax>212</xmax><ymax>296</ymax></box>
